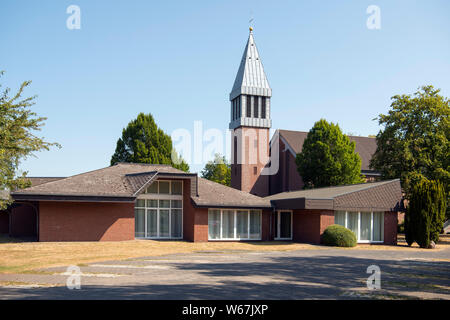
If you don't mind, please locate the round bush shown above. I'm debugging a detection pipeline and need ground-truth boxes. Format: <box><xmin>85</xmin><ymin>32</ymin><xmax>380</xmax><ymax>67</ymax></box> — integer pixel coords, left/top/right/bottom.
<box><xmin>322</xmin><ymin>224</ymin><xmax>357</xmax><ymax>247</ymax></box>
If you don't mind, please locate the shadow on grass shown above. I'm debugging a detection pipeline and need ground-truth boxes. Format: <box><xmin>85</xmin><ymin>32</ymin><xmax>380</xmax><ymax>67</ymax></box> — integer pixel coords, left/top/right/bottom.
<box><xmin>0</xmin><ymin>233</ymin><xmax>35</xmax><ymax>244</ymax></box>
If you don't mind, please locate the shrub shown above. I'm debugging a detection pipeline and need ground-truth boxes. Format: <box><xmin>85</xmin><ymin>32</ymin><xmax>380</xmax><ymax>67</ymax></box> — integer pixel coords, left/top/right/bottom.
<box><xmin>405</xmin><ymin>180</ymin><xmax>447</xmax><ymax>248</ymax></box>
<box><xmin>321</xmin><ymin>224</ymin><xmax>357</xmax><ymax>247</ymax></box>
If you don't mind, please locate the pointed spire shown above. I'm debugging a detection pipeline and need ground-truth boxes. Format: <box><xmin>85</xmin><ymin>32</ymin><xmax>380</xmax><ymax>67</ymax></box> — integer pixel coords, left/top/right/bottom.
<box><xmin>230</xmin><ymin>28</ymin><xmax>272</xmax><ymax>100</ymax></box>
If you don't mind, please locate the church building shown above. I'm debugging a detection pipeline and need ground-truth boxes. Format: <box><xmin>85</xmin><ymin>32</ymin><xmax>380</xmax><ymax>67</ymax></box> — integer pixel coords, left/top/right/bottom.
<box><xmin>2</xmin><ymin>29</ymin><xmax>402</xmax><ymax>245</ymax></box>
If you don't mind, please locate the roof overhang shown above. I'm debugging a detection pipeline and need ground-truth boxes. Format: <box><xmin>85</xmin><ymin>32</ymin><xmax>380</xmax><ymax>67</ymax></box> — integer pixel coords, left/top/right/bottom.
<box><xmin>11</xmin><ymin>193</ymin><xmax>136</xmax><ymax>203</ymax></box>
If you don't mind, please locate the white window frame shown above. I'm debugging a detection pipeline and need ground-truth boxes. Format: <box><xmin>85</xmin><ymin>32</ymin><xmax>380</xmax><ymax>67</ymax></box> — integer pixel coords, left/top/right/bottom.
<box><xmin>275</xmin><ymin>210</ymin><xmax>293</xmax><ymax>240</ymax></box>
<box><xmin>208</xmin><ymin>209</ymin><xmax>262</xmax><ymax>241</ymax></box>
<box><xmin>339</xmin><ymin>210</ymin><xmax>384</xmax><ymax>244</ymax></box>
<box><xmin>135</xmin><ymin>180</ymin><xmax>183</xmax><ymax>240</ymax></box>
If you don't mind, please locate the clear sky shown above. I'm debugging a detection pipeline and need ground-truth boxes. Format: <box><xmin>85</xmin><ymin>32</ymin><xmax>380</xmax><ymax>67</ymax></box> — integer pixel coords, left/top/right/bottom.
<box><xmin>1</xmin><ymin>0</ymin><xmax>449</xmax><ymax>177</ymax></box>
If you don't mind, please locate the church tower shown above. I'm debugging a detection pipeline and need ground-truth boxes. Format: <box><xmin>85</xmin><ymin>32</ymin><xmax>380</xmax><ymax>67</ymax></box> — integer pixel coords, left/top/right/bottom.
<box><xmin>230</xmin><ymin>28</ymin><xmax>272</xmax><ymax>197</ymax></box>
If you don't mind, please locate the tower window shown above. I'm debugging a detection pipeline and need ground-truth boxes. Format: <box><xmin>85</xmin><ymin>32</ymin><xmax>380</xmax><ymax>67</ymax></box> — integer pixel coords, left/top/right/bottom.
<box><xmin>253</xmin><ymin>166</ymin><xmax>257</xmax><ymax>175</ymax></box>
<box><xmin>237</xmin><ymin>96</ymin><xmax>241</xmax><ymax>119</ymax></box>
<box><xmin>261</xmin><ymin>97</ymin><xmax>266</xmax><ymax>119</ymax></box>
<box><xmin>246</xmin><ymin>95</ymin><xmax>251</xmax><ymax>117</ymax></box>
<box><xmin>253</xmin><ymin>96</ymin><xmax>258</xmax><ymax>118</ymax></box>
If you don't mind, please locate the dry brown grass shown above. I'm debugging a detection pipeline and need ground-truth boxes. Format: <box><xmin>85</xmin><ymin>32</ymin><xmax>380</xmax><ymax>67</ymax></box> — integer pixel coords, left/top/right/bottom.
<box><xmin>1</xmin><ymin>234</ymin><xmax>448</xmax><ymax>274</ymax></box>
<box><xmin>0</xmin><ymin>238</ymin><xmax>318</xmax><ymax>274</ymax></box>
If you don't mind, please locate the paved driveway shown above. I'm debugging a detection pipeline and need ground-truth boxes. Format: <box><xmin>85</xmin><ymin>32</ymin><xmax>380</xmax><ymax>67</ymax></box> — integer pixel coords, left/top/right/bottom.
<box><xmin>0</xmin><ymin>247</ymin><xmax>449</xmax><ymax>299</ymax></box>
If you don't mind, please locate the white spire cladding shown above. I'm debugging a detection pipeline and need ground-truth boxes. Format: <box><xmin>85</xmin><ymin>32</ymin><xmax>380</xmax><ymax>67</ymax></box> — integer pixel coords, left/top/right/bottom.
<box><xmin>230</xmin><ymin>28</ymin><xmax>272</xmax><ymax>101</ymax></box>
<box><xmin>229</xmin><ymin>28</ymin><xmax>272</xmax><ymax>130</ymax></box>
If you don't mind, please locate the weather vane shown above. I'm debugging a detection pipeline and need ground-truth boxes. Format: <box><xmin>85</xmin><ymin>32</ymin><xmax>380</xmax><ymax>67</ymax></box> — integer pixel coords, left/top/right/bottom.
<box><xmin>249</xmin><ymin>11</ymin><xmax>254</xmax><ymax>31</ymax></box>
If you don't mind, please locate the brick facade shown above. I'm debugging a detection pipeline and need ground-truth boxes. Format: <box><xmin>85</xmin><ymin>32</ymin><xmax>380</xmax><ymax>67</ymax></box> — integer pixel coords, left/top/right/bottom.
<box><xmin>10</xmin><ymin>203</ymin><xmax>38</xmax><ymax>238</ymax></box>
<box><xmin>231</xmin><ymin>127</ymin><xmax>270</xmax><ymax>197</ymax></box>
<box><xmin>384</xmin><ymin>211</ymin><xmax>398</xmax><ymax>245</ymax></box>
<box><xmin>39</xmin><ymin>201</ymin><xmax>134</xmax><ymax>241</ymax></box>
<box><xmin>292</xmin><ymin>210</ymin><xmax>334</xmax><ymax>244</ymax></box>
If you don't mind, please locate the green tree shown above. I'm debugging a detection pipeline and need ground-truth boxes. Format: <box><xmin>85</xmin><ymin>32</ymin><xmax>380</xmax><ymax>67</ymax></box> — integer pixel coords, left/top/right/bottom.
<box><xmin>110</xmin><ymin>113</ymin><xmax>189</xmax><ymax>172</ymax></box>
<box><xmin>370</xmin><ymin>85</ymin><xmax>449</xmax><ymax>219</ymax></box>
<box><xmin>295</xmin><ymin>119</ymin><xmax>365</xmax><ymax>188</ymax></box>
<box><xmin>405</xmin><ymin>179</ymin><xmax>446</xmax><ymax>248</ymax></box>
<box><xmin>201</xmin><ymin>153</ymin><xmax>231</xmax><ymax>186</ymax></box>
<box><xmin>0</xmin><ymin>71</ymin><xmax>60</xmax><ymax>209</ymax></box>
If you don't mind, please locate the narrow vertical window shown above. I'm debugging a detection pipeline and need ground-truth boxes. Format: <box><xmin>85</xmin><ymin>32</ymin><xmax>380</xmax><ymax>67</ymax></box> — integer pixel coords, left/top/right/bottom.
<box><xmin>261</xmin><ymin>97</ymin><xmax>266</xmax><ymax>118</ymax></box>
<box><xmin>246</xmin><ymin>95</ymin><xmax>251</xmax><ymax>117</ymax></box>
<box><xmin>253</xmin><ymin>96</ymin><xmax>258</xmax><ymax>118</ymax></box>
<box><xmin>237</xmin><ymin>96</ymin><xmax>241</xmax><ymax>119</ymax></box>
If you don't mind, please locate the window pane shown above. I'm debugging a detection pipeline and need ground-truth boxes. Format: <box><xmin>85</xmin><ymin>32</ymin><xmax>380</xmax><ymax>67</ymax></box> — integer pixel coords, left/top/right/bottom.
<box><xmin>135</xmin><ymin>209</ymin><xmax>145</xmax><ymax>237</ymax></box>
<box><xmin>253</xmin><ymin>96</ymin><xmax>259</xmax><ymax>118</ymax></box>
<box><xmin>347</xmin><ymin>212</ymin><xmax>359</xmax><ymax>239</ymax></box>
<box><xmin>279</xmin><ymin>211</ymin><xmax>291</xmax><ymax>238</ymax></box>
<box><xmin>171</xmin><ymin>209</ymin><xmax>182</xmax><ymax>238</ymax></box>
<box><xmin>171</xmin><ymin>181</ymin><xmax>182</xmax><ymax>195</ymax></box>
<box><xmin>146</xmin><ymin>209</ymin><xmax>157</xmax><ymax>237</ymax></box>
<box><xmin>159</xmin><ymin>209</ymin><xmax>170</xmax><ymax>237</ymax></box>
<box><xmin>236</xmin><ymin>210</ymin><xmax>249</xmax><ymax>239</ymax></box>
<box><xmin>171</xmin><ymin>200</ymin><xmax>182</xmax><ymax>208</ymax></box>
<box><xmin>261</xmin><ymin>97</ymin><xmax>266</xmax><ymax>118</ymax></box>
<box><xmin>335</xmin><ymin>211</ymin><xmax>346</xmax><ymax>226</ymax></box>
<box><xmin>147</xmin><ymin>199</ymin><xmax>158</xmax><ymax>208</ymax></box>
<box><xmin>360</xmin><ymin>212</ymin><xmax>371</xmax><ymax>241</ymax></box>
<box><xmin>147</xmin><ymin>182</ymin><xmax>158</xmax><ymax>194</ymax></box>
<box><xmin>159</xmin><ymin>181</ymin><xmax>170</xmax><ymax>194</ymax></box>
<box><xmin>222</xmin><ymin>210</ymin><xmax>235</xmax><ymax>239</ymax></box>
<box><xmin>246</xmin><ymin>95</ymin><xmax>251</xmax><ymax>117</ymax></box>
<box><xmin>136</xmin><ymin>199</ymin><xmax>145</xmax><ymax>208</ymax></box>
<box><xmin>250</xmin><ymin>210</ymin><xmax>261</xmax><ymax>239</ymax></box>
<box><xmin>373</xmin><ymin>212</ymin><xmax>384</xmax><ymax>241</ymax></box>
<box><xmin>208</xmin><ymin>210</ymin><xmax>221</xmax><ymax>240</ymax></box>
<box><xmin>159</xmin><ymin>200</ymin><xmax>170</xmax><ymax>208</ymax></box>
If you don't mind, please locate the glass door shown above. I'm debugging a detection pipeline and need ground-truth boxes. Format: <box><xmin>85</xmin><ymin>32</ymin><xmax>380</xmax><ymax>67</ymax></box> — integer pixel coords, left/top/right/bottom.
<box><xmin>276</xmin><ymin>211</ymin><xmax>292</xmax><ymax>240</ymax></box>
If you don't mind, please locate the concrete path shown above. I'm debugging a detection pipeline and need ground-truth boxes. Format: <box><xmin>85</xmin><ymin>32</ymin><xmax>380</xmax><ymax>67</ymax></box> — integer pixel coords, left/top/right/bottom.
<box><xmin>0</xmin><ymin>247</ymin><xmax>449</xmax><ymax>300</ymax></box>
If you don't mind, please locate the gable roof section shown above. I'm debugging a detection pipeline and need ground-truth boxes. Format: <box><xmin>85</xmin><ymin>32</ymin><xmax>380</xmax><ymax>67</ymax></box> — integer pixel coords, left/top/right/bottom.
<box><xmin>278</xmin><ymin>129</ymin><xmax>378</xmax><ymax>172</ymax></box>
<box><xmin>265</xmin><ymin>179</ymin><xmax>402</xmax><ymax>212</ymax></box>
<box><xmin>11</xmin><ymin>163</ymin><xmax>269</xmax><ymax>208</ymax></box>
<box><xmin>192</xmin><ymin>178</ymin><xmax>271</xmax><ymax>209</ymax></box>
<box><xmin>11</xmin><ymin>163</ymin><xmax>187</xmax><ymax>202</ymax></box>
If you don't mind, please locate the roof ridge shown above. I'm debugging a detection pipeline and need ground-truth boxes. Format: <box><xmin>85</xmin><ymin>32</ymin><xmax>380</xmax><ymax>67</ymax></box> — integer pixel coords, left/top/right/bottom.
<box><xmin>278</xmin><ymin>128</ymin><xmax>375</xmax><ymax>139</ymax></box>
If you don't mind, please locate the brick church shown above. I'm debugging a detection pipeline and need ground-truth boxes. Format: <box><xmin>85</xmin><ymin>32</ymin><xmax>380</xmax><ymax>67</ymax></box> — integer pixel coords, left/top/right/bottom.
<box><xmin>3</xmin><ymin>29</ymin><xmax>402</xmax><ymax>244</ymax></box>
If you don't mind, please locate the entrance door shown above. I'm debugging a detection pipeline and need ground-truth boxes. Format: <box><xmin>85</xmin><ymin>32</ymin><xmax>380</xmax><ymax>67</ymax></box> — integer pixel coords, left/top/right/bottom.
<box><xmin>276</xmin><ymin>211</ymin><xmax>292</xmax><ymax>240</ymax></box>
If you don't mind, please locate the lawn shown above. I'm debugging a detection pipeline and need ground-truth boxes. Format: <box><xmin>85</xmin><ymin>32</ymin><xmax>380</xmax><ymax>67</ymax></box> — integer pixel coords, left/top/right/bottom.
<box><xmin>1</xmin><ymin>233</ymin><xmax>448</xmax><ymax>274</ymax></box>
<box><xmin>0</xmin><ymin>234</ymin><xmax>317</xmax><ymax>274</ymax></box>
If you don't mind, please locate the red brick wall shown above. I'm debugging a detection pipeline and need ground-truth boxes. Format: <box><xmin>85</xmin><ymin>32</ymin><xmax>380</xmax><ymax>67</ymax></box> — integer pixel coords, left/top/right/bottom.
<box><xmin>0</xmin><ymin>210</ymin><xmax>9</xmax><ymax>234</ymax></box>
<box><xmin>231</xmin><ymin>127</ymin><xmax>270</xmax><ymax>197</ymax></box>
<box><xmin>384</xmin><ymin>211</ymin><xmax>398</xmax><ymax>245</ymax></box>
<box><xmin>269</xmin><ymin>139</ymin><xmax>304</xmax><ymax>195</ymax></box>
<box><xmin>10</xmin><ymin>203</ymin><xmax>37</xmax><ymax>237</ymax></box>
<box><xmin>39</xmin><ymin>201</ymin><xmax>134</xmax><ymax>241</ymax></box>
<box><xmin>261</xmin><ymin>209</ymin><xmax>271</xmax><ymax>241</ymax></box>
<box><xmin>292</xmin><ymin>210</ymin><xmax>334</xmax><ymax>244</ymax></box>
<box><xmin>193</xmin><ymin>208</ymin><xmax>208</xmax><ymax>242</ymax></box>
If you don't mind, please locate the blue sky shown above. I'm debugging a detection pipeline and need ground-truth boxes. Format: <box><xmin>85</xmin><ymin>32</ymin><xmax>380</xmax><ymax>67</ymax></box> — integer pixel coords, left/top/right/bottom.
<box><xmin>1</xmin><ymin>0</ymin><xmax>449</xmax><ymax>176</ymax></box>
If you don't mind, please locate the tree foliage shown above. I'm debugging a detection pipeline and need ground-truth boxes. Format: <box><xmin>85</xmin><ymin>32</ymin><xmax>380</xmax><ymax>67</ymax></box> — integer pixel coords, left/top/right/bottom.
<box><xmin>110</xmin><ymin>113</ymin><xmax>189</xmax><ymax>172</ymax></box>
<box><xmin>405</xmin><ymin>179</ymin><xmax>446</xmax><ymax>248</ymax></box>
<box><xmin>295</xmin><ymin>119</ymin><xmax>365</xmax><ymax>188</ymax></box>
<box><xmin>370</xmin><ymin>85</ymin><xmax>449</xmax><ymax>218</ymax></box>
<box><xmin>0</xmin><ymin>71</ymin><xmax>60</xmax><ymax>209</ymax></box>
<box><xmin>201</xmin><ymin>153</ymin><xmax>231</xmax><ymax>186</ymax></box>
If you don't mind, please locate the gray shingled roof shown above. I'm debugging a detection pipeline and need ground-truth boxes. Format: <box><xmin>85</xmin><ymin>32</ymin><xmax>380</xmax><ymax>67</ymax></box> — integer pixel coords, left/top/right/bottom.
<box><xmin>192</xmin><ymin>178</ymin><xmax>271</xmax><ymax>208</ymax></box>
<box><xmin>26</xmin><ymin>177</ymin><xmax>66</xmax><ymax>187</ymax></box>
<box><xmin>278</xmin><ymin>129</ymin><xmax>377</xmax><ymax>172</ymax></box>
<box><xmin>266</xmin><ymin>179</ymin><xmax>402</xmax><ymax>211</ymax></box>
<box><xmin>11</xmin><ymin>163</ymin><xmax>271</xmax><ymax>208</ymax></box>
<box><xmin>12</xmin><ymin>163</ymin><xmax>186</xmax><ymax>198</ymax></box>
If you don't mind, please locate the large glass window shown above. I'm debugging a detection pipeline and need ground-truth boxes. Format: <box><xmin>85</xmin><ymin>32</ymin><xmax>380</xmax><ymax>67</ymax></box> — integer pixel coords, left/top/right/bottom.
<box><xmin>208</xmin><ymin>209</ymin><xmax>261</xmax><ymax>240</ymax></box>
<box><xmin>208</xmin><ymin>210</ymin><xmax>221</xmax><ymax>239</ymax></box>
<box><xmin>135</xmin><ymin>180</ymin><xmax>183</xmax><ymax>239</ymax></box>
<box><xmin>334</xmin><ymin>211</ymin><xmax>384</xmax><ymax>243</ymax></box>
